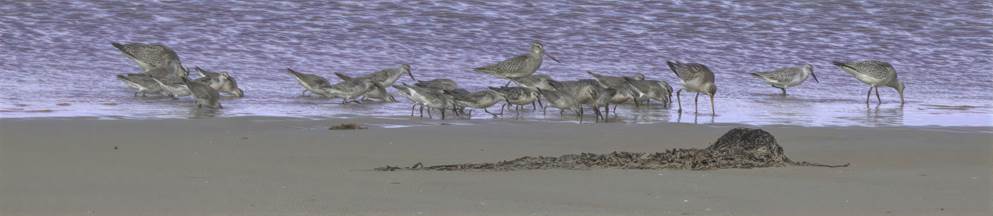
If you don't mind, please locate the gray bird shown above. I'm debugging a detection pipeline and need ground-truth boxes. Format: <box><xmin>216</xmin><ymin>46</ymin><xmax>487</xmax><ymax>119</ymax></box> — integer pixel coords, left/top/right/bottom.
<box><xmin>322</xmin><ymin>78</ymin><xmax>385</xmax><ymax>104</ymax></box>
<box><xmin>393</xmin><ymin>83</ymin><xmax>452</xmax><ymax>119</ymax></box>
<box><xmin>474</xmin><ymin>40</ymin><xmax>561</xmax><ymax>80</ymax></box>
<box><xmin>333</xmin><ymin>72</ymin><xmax>397</xmax><ymax>102</ymax></box>
<box><xmin>181</xmin><ymin>77</ymin><xmax>222</xmax><ymax>109</ymax></box>
<box><xmin>832</xmin><ymin>60</ymin><xmax>905</xmax><ymax>104</ymax></box>
<box><xmin>623</xmin><ymin>77</ymin><xmax>673</xmax><ymax>107</ymax></box>
<box><xmin>509</xmin><ymin>74</ymin><xmax>556</xmax><ymax>90</ymax></box>
<box><xmin>489</xmin><ymin>86</ymin><xmax>540</xmax><ymax>113</ymax></box>
<box><xmin>151</xmin><ymin>76</ymin><xmax>192</xmax><ymax>99</ymax></box>
<box><xmin>341</xmin><ymin>64</ymin><xmax>416</xmax><ymax>87</ymax></box>
<box><xmin>750</xmin><ymin>64</ymin><xmax>818</xmax><ymax>95</ymax></box>
<box><xmin>414</xmin><ymin>78</ymin><xmax>458</xmax><ymax>91</ymax></box>
<box><xmin>449</xmin><ymin>89</ymin><xmax>505</xmax><ymax>117</ymax></box>
<box><xmin>286</xmin><ymin>68</ymin><xmax>332</xmax><ymax>97</ymax></box>
<box><xmin>667</xmin><ymin>61</ymin><xmax>717</xmax><ymax>114</ymax></box>
<box><xmin>194</xmin><ymin>67</ymin><xmax>244</xmax><ymax>97</ymax></box>
<box><xmin>116</xmin><ymin>73</ymin><xmax>164</xmax><ymax>97</ymax></box>
<box><xmin>111</xmin><ymin>42</ymin><xmax>188</xmax><ymax>77</ymax></box>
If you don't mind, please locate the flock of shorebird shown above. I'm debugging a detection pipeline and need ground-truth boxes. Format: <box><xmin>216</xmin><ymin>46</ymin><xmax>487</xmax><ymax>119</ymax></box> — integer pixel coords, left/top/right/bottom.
<box><xmin>113</xmin><ymin>40</ymin><xmax>906</xmax><ymax>120</ymax></box>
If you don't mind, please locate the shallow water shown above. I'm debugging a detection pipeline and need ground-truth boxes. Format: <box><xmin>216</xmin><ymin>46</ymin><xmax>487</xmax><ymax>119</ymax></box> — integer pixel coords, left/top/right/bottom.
<box><xmin>1</xmin><ymin>0</ymin><xmax>991</xmax><ymax>127</ymax></box>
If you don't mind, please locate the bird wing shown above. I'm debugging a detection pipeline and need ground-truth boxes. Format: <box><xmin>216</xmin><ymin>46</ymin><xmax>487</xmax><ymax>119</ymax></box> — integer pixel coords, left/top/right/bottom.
<box><xmin>833</xmin><ymin>61</ymin><xmax>893</xmax><ymax>82</ymax></box>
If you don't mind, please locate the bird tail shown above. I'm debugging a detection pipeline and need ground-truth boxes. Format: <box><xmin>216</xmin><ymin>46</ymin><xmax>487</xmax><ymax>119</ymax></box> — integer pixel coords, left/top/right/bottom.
<box><xmin>749</xmin><ymin>72</ymin><xmax>763</xmax><ymax>78</ymax></box>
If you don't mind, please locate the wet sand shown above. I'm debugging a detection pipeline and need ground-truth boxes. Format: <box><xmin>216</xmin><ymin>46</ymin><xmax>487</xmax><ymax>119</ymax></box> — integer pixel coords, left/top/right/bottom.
<box><xmin>1</xmin><ymin>117</ymin><xmax>990</xmax><ymax>215</ymax></box>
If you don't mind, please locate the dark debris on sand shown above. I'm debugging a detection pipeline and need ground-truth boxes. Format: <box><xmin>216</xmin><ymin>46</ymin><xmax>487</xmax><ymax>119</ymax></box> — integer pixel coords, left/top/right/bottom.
<box><xmin>375</xmin><ymin>128</ymin><xmax>848</xmax><ymax>171</ymax></box>
<box><xmin>329</xmin><ymin>123</ymin><xmax>367</xmax><ymax>130</ymax></box>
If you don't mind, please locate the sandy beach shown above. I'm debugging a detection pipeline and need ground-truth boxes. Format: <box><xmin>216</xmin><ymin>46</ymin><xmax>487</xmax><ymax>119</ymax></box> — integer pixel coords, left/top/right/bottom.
<box><xmin>1</xmin><ymin>117</ymin><xmax>990</xmax><ymax>215</ymax></box>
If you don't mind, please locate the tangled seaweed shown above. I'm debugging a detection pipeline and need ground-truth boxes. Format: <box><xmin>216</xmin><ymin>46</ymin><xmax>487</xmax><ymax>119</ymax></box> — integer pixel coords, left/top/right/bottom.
<box><xmin>376</xmin><ymin>128</ymin><xmax>848</xmax><ymax>171</ymax></box>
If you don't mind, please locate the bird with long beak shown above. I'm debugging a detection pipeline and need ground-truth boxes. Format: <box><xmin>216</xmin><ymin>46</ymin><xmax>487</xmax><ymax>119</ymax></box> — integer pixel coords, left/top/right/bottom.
<box><xmin>474</xmin><ymin>40</ymin><xmax>561</xmax><ymax>81</ymax></box>
<box><xmin>750</xmin><ymin>64</ymin><xmax>819</xmax><ymax>95</ymax></box>
<box><xmin>832</xmin><ymin>60</ymin><xmax>905</xmax><ymax>105</ymax></box>
<box><xmin>667</xmin><ymin>60</ymin><xmax>717</xmax><ymax>115</ymax></box>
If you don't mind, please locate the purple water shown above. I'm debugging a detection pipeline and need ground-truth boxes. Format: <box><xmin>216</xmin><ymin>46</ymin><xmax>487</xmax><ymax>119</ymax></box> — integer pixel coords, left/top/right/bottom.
<box><xmin>1</xmin><ymin>0</ymin><xmax>991</xmax><ymax>127</ymax></box>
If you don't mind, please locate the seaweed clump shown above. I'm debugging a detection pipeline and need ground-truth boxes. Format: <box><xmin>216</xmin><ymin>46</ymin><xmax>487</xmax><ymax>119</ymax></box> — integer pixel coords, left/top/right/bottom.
<box><xmin>375</xmin><ymin>128</ymin><xmax>848</xmax><ymax>171</ymax></box>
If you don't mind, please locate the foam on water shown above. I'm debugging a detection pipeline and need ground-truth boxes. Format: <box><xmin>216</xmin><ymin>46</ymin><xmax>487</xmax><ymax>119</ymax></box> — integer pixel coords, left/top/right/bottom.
<box><xmin>0</xmin><ymin>0</ymin><xmax>991</xmax><ymax>127</ymax></box>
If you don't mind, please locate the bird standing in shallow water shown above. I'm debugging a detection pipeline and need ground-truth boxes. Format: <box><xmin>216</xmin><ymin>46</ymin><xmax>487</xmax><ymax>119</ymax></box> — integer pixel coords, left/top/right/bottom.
<box><xmin>474</xmin><ymin>40</ymin><xmax>561</xmax><ymax>81</ymax></box>
<box><xmin>286</xmin><ymin>68</ymin><xmax>332</xmax><ymax>97</ymax></box>
<box><xmin>750</xmin><ymin>64</ymin><xmax>818</xmax><ymax>95</ymax></box>
<box><xmin>667</xmin><ymin>60</ymin><xmax>717</xmax><ymax>115</ymax></box>
<box><xmin>832</xmin><ymin>60</ymin><xmax>905</xmax><ymax>105</ymax></box>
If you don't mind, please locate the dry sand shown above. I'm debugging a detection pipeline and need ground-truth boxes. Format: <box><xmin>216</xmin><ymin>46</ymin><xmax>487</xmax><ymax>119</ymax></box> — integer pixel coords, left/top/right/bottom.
<box><xmin>1</xmin><ymin>117</ymin><xmax>990</xmax><ymax>215</ymax></box>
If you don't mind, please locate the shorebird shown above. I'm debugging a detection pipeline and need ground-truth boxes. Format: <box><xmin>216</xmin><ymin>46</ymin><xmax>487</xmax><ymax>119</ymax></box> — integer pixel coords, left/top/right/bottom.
<box><xmin>151</xmin><ymin>77</ymin><xmax>192</xmax><ymax>98</ymax></box>
<box><xmin>474</xmin><ymin>40</ymin><xmax>561</xmax><ymax>80</ymax></box>
<box><xmin>535</xmin><ymin>88</ymin><xmax>584</xmax><ymax>118</ymax></box>
<box><xmin>449</xmin><ymin>89</ymin><xmax>505</xmax><ymax>117</ymax></box>
<box><xmin>489</xmin><ymin>86</ymin><xmax>540</xmax><ymax>113</ymax></box>
<box><xmin>116</xmin><ymin>73</ymin><xmax>164</xmax><ymax>97</ymax></box>
<box><xmin>750</xmin><ymin>64</ymin><xmax>818</xmax><ymax>95</ymax></box>
<box><xmin>341</xmin><ymin>64</ymin><xmax>416</xmax><ymax>87</ymax></box>
<box><xmin>667</xmin><ymin>61</ymin><xmax>717</xmax><ymax>114</ymax></box>
<box><xmin>414</xmin><ymin>78</ymin><xmax>458</xmax><ymax>91</ymax></box>
<box><xmin>833</xmin><ymin>60</ymin><xmax>905</xmax><ymax>104</ymax></box>
<box><xmin>333</xmin><ymin>72</ymin><xmax>398</xmax><ymax>102</ymax></box>
<box><xmin>545</xmin><ymin>79</ymin><xmax>602</xmax><ymax>119</ymax></box>
<box><xmin>623</xmin><ymin>77</ymin><xmax>673</xmax><ymax>107</ymax></box>
<box><xmin>393</xmin><ymin>83</ymin><xmax>452</xmax><ymax>119</ymax></box>
<box><xmin>587</xmin><ymin>71</ymin><xmax>643</xmax><ymax>107</ymax></box>
<box><xmin>286</xmin><ymin>68</ymin><xmax>332</xmax><ymax>97</ymax></box>
<box><xmin>181</xmin><ymin>77</ymin><xmax>222</xmax><ymax>109</ymax></box>
<box><xmin>509</xmin><ymin>74</ymin><xmax>555</xmax><ymax>90</ymax></box>
<box><xmin>194</xmin><ymin>67</ymin><xmax>244</xmax><ymax>97</ymax></box>
<box><xmin>322</xmin><ymin>78</ymin><xmax>385</xmax><ymax>104</ymax></box>
<box><xmin>111</xmin><ymin>42</ymin><xmax>188</xmax><ymax>77</ymax></box>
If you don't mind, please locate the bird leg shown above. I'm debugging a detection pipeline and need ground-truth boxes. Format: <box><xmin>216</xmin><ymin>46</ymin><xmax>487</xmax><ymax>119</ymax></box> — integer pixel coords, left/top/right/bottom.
<box><xmin>484</xmin><ymin>108</ymin><xmax>499</xmax><ymax>118</ymax></box>
<box><xmin>865</xmin><ymin>87</ymin><xmax>873</xmax><ymax>104</ymax></box>
<box><xmin>780</xmin><ymin>87</ymin><xmax>787</xmax><ymax>95</ymax></box>
<box><xmin>410</xmin><ymin>104</ymin><xmax>416</xmax><ymax>116</ymax></box>
<box><xmin>420</xmin><ymin>105</ymin><xmax>425</xmax><ymax>118</ymax></box>
<box><xmin>710</xmin><ymin>95</ymin><xmax>715</xmax><ymax>115</ymax></box>
<box><xmin>301</xmin><ymin>90</ymin><xmax>308</xmax><ymax>96</ymax></box>
<box><xmin>694</xmin><ymin>92</ymin><xmax>700</xmax><ymax>114</ymax></box>
<box><xmin>676</xmin><ymin>89</ymin><xmax>683</xmax><ymax>112</ymax></box>
<box><xmin>427</xmin><ymin>107</ymin><xmax>433</xmax><ymax>119</ymax></box>
<box><xmin>875</xmin><ymin>87</ymin><xmax>882</xmax><ymax>104</ymax></box>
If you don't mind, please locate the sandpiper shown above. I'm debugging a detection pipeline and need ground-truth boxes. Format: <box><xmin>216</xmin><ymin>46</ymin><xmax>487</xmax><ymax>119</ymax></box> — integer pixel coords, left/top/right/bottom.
<box><xmin>750</xmin><ymin>64</ymin><xmax>818</xmax><ymax>95</ymax></box>
<box><xmin>151</xmin><ymin>77</ymin><xmax>192</xmax><ymax>99</ymax></box>
<box><xmin>322</xmin><ymin>78</ymin><xmax>385</xmax><ymax>104</ymax></box>
<box><xmin>587</xmin><ymin>71</ymin><xmax>643</xmax><ymax>107</ymax></box>
<box><xmin>194</xmin><ymin>67</ymin><xmax>244</xmax><ymax>97</ymax></box>
<box><xmin>181</xmin><ymin>77</ymin><xmax>222</xmax><ymax>109</ymax></box>
<box><xmin>393</xmin><ymin>83</ymin><xmax>452</xmax><ymax>119</ymax></box>
<box><xmin>509</xmin><ymin>74</ymin><xmax>555</xmax><ymax>90</ymax></box>
<box><xmin>333</xmin><ymin>72</ymin><xmax>397</xmax><ymax>102</ymax></box>
<box><xmin>832</xmin><ymin>60</ymin><xmax>905</xmax><ymax>104</ymax></box>
<box><xmin>286</xmin><ymin>68</ymin><xmax>332</xmax><ymax>97</ymax></box>
<box><xmin>449</xmin><ymin>89</ymin><xmax>505</xmax><ymax>117</ymax></box>
<box><xmin>414</xmin><ymin>78</ymin><xmax>458</xmax><ymax>91</ymax></box>
<box><xmin>535</xmin><ymin>88</ymin><xmax>584</xmax><ymax>118</ymax></box>
<box><xmin>111</xmin><ymin>42</ymin><xmax>188</xmax><ymax>77</ymax></box>
<box><xmin>667</xmin><ymin>61</ymin><xmax>717</xmax><ymax>114</ymax></box>
<box><xmin>474</xmin><ymin>40</ymin><xmax>561</xmax><ymax>80</ymax></box>
<box><xmin>623</xmin><ymin>77</ymin><xmax>673</xmax><ymax>107</ymax></box>
<box><xmin>116</xmin><ymin>73</ymin><xmax>164</xmax><ymax>97</ymax></box>
<box><xmin>488</xmin><ymin>86</ymin><xmax>540</xmax><ymax>113</ymax></box>
<box><xmin>345</xmin><ymin>64</ymin><xmax>416</xmax><ymax>87</ymax></box>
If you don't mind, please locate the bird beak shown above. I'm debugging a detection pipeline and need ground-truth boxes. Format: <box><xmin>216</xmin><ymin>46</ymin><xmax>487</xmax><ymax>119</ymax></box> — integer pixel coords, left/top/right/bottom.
<box><xmin>811</xmin><ymin>71</ymin><xmax>820</xmax><ymax>83</ymax></box>
<box><xmin>407</xmin><ymin>70</ymin><xmax>417</xmax><ymax>81</ymax></box>
<box><xmin>544</xmin><ymin>52</ymin><xmax>561</xmax><ymax>63</ymax></box>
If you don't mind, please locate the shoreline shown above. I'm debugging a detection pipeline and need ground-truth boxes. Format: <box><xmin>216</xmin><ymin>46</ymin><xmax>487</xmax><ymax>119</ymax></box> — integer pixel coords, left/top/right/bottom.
<box><xmin>1</xmin><ymin>117</ymin><xmax>991</xmax><ymax>215</ymax></box>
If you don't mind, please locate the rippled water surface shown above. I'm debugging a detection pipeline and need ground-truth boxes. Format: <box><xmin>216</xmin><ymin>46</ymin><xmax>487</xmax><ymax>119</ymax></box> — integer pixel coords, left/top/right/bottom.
<box><xmin>1</xmin><ymin>0</ymin><xmax>991</xmax><ymax>126</ymax></box>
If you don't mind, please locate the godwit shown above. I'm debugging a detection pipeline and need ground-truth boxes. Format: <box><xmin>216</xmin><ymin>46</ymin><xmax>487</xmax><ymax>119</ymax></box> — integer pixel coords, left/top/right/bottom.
<box><xmin>667</xmin><ymin>61</ymin><xmax>717</xmax><ymax>114</ymax></box>
<box><xmin>111</xmin><ymin>42</ymin><xmax>188</xmax><ymax>77</ymax></box>
<box><xmin>832</xmin><ymin>60</ymin><xmax>905</xmax><ymax>104</ymax></box>
<box><xmin>474</xmin><ymin>40</ymin><xmax>561</xmax><ymax>80</ymax></box>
